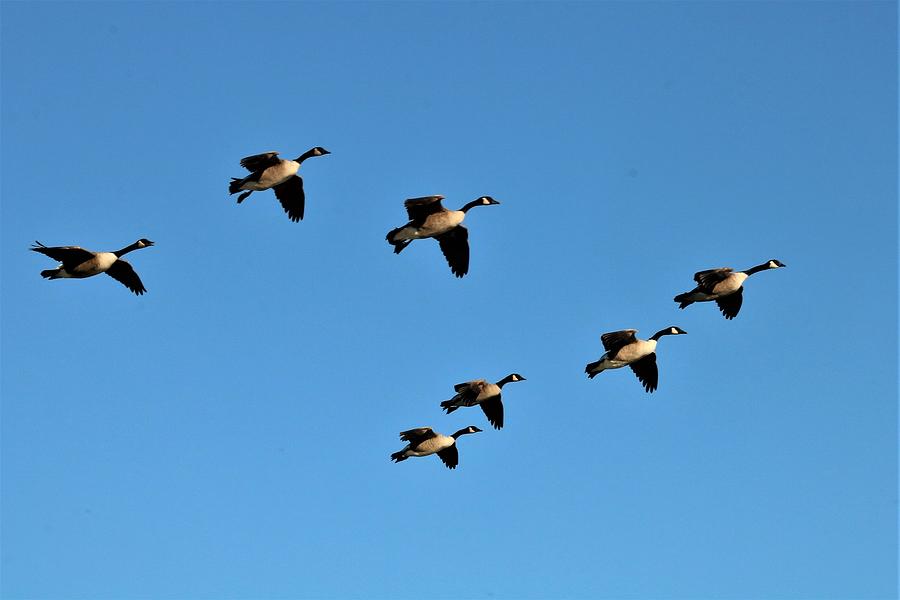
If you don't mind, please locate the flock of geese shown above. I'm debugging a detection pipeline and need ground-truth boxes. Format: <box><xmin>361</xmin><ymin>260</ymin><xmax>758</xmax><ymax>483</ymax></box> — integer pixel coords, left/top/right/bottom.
<box><xmin>30</xmin><ymin>145</ymin><xmax>786</xmax><ymax>470</ymax></box>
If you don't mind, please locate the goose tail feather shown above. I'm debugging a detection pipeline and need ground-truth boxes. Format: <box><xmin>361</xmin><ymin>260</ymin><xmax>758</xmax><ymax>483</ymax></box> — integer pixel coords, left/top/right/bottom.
<box><xmin>673</xmin><ymin>292</ymin><xmax>693</xmax><ymax>309</ymax></box>
<box><xmin>229</xmin><ymin>178</ymin><xmax>245</xmax><ymax>195</ymax></box>
<box><xmin>386</xmin><ymin>228</ymin><xmax>412</xmax><ymax>254</ymax></box>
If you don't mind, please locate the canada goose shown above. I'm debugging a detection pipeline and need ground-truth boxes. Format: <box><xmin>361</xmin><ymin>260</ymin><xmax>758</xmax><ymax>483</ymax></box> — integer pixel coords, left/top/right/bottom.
<box><xmin>385</xmin><ymin>195</ymin><xmax>500</xmax><ymax>277</ymax></box>
<box><xmin>585</xmin><ymin>327</ymin><xmax>687</xmax><ymax>393</ymax></box>
<box><xmin>31</xmin><ymin>239</ymin><xmax>154</xmax><ymax>295</ymax></box>
<box><xmin>440</xmin><ymin>373</ymin><xmax>526</xmax><ymax>430</ymax></box>
<box><xmin>390</xmin><ymin>425</ymin><xmax>482</xmax><ymax>470</ymax></box>
<box><xmin>673</xmin><ymin>259</ymin><xmax>786</xmax><ymax>319</ymax></box>
<box><xmin>228</xmin><ymin>147</ymin><xmax>330</xmax><ymax>222</ymax></box>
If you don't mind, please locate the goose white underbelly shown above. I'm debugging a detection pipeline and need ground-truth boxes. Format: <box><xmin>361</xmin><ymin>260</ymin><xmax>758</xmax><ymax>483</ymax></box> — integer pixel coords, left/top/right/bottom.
<box><xmin>390</xmin><ymin>225</ymin><xmax>421</xmax><ymax>242</ymax></box>
<box><xmin>390</xmin><ymin>210</ymin><xmax>466</xmax><ymax>241</ymax></box>
<box><xmin>417</xmin><ymin>211</ymin><xmax>464</xmax><ymax>237</ymax></box>
<box><xmin>67</xmin><ymin>252</ymin><xmax>117</xmax><ymax>277</ymax></box>
<box><xmin>612</xmin><ymin>339</ymin><xmax>656</xmax><ymax>363</ymax></box>
<box><xmin>712</xmin><ymin>273</ymin><xmax>747</xmax><ymax>296</ymax></box>
<box><xmin>594</xmin><ymin>355</ymin><xmax>629</xmax><ymax>370</ymax></box>
<box><xmin>244</xmin><ymin>161</ymin><xmax>299</xmax><ymax>190</ymax></box>
<box><xmin>407</xmin><ymin>435</ymin><xmax>454</xmax><ymax>457</ymax></box>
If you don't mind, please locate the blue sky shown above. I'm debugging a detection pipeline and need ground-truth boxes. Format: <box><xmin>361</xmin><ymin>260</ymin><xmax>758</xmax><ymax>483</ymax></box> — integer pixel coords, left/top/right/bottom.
<box><xmin>1</xmin><ymin>2</ymin><xmax>896</xmax><ymax>598</ymax></box>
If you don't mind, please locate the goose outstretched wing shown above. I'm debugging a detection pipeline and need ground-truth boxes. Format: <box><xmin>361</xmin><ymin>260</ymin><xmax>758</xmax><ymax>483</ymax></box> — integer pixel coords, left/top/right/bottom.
<box><xmin>404</xmin><ymin>196</ymin><xmax>446</xmax><ymax>221</ymax></box>
<box><xmin>479</xmin><ymin>396</ymin><xmax>504</xmax><ymax>430</ymax></box>
<box><xmin>715</xmin><ymin>288</ymin><xmax>743</xmax><ymax>320</ymax></box>
<box><xmin>239</xmin><ymin>151</ymin><xmax>282</xmax><ymax>172</ymax></box>
<box><xmin>600</xmin><ymin>329</ymin><xmax>638</xmax><ymax>355</ymax></box>
<box><xmin>629</xmin><ymin>353</ymin><xmax>658</xmax><ymax>393</ymax></box>
<box><xmin>31</xmin><ymin>242</ymin><xmax>94</xmax><ymax>269</ymax></box>
<box><xmin>694</xmin><ymin>267</ymin><xmax>733</xmax><ymax>292</ymax></box>
<box><xmin>436</xmin><ymin>444</ymin><xmax>459</xmax><ymax>469</ymax></box>
<box><xmin>399</xmin><ymin>427</ymin><xmax>436</xmax><ymax>446</ymax></box>
<box><xmin>105</xmin><ymin>259</ymin><xmax>147</xmax><ymax>295</ymax></box>
<box><xmin>436</xmin><ymin>226</ymin><xmax>469</xmax><ymax>278</ymax></box>
<box><xmin>273</xmin><ymin>175</ymin><xmax>305</xmax><ymax>222</ymax></box>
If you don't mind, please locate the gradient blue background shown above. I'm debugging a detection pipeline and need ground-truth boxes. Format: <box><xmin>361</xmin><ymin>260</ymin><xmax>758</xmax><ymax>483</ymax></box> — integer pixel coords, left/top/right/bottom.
<box><xmin>2</xmin><ymin>2</ymin><xmax>896</xmax><ymax>598</ymax></box>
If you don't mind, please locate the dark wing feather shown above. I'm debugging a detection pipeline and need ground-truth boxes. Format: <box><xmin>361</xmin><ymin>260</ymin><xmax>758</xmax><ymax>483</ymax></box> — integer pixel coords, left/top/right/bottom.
<box><xmin>436</xmin><ymin>225</ymin><xmax>469</xmax><ymax>278</ymax></box>
<box><xmin>479</xmin><ymin>396</ymin><xmax>504</xmax><ymax>430</ymax></box>
<box><xmin>273</xmin><ymin>175</ymin><xmax>305</xmax><ymax>222</ymax></box>
<box><xmin>600</xmin><ymin>329</ymin><xmax>638</xmax><ymax>354</ymax></box>
<box><xmin>105</xmin><ymin>259</ymin><xmax>147</xmax><ymax>295</ymax></box>
<box><xmin>454</xmin><ymin>379</ymin><xmax>485</xmax><ymax>398</ymax></box>
<box><xmin>31</xmin><ymin>242</ymin><xmax>94</xmax><ymax>268</ymax></box>
<box><xmin>715</xmin><ymin>287</ymin><xmax>743</xmax><ymax>320</ymax></box>
<box><xmin>399</xmin><ymin>427</ymin><xmax>436</xmax><ymax>445</ymax></box>
<box><xmin>436</xmin><ymin>444</ymin><xmax>459</xmax><ymax>469</ymax></box>
<box><xmin>629</xmin><ymin>353</ymin><xmax>658</xmax><ymax>393</ymax></box>
<box><xmin>404</xmin><ymin>196</ymin><xmax>446</xmax><ymax>221</ymax></box>
<box><xmin>694</xmin><ymin>268</ymin><xmax>733</xmax><ymax>292</ymax></box>
<box><xmin>239</xmin><ymin>152</ymin><xmax>281</xmax><ymax>172</ymax></box>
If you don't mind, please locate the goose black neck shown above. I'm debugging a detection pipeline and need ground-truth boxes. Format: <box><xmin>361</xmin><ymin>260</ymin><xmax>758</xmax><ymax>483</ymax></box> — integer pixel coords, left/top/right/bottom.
<box><xmin>114</xmin><ymin>242</ymin><xmax>142</xmax><ymax>258</ymax></box>
<box><xmin>743</xmin><ymin>262</ymin><xmax>770</xmax><ymax>276</ymax></box>
<box><xmin>295</xmin><ymin>148</ymin><xmax>320</xmax><ymax>164</ymax></box>
<box><xmin>496</xmin><ymin>374</ymin><xmax>517</xmax><ymax>387</ymax></box>
<box><xmin>451</xmin><ymin>428</ymin><xmax>472</xmax><ymax>439</ymax></box>
<box><xmin>650</xmin><ymin>329</ymin><xmax>671</xmax><ymax>341</ymax></box>
<box><xmin>460</xmin><ymin>199</ymin><xmax>484</xmax><ymax>213</ymax></box>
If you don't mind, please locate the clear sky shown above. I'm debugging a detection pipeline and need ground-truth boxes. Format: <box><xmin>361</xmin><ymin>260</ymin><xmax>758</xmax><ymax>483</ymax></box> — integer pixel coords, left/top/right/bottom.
<box><xmin>1</xmin><ymin>2</ymin><xmax>896</xmax><ymax>599</ymax></box>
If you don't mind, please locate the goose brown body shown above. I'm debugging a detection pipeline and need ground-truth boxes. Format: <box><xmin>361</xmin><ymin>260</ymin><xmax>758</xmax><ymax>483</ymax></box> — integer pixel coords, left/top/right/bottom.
<box><xmin>674</xmin><ymin>259</ymin><xmax>786</xmax><ymax>319</ymax></box>
<box><xmin>389</xmin><ymin>426</ymin><xmax>482</xmax><ymax>470</ymax></box>
<box><xmin>440</xmin><ymin>373</ymin><xmax>526</xmax><ymax>429</ymax></box>
<box><xmin>386</xmin><ymin>195</ymin><xmax>499</xmax><ymax>277</ymax></box>
<box><xmin>228</xmin><ymin>147</ymin><xmax>330</xmax><ymax>222</ymax></box>
<box><xmin>585</xmin><ymin>327</ymin><xmax>687</xmax><ymax>393</ymax></box>
<box><xmin>31</xmin><ymin>239</ymin><xmax>154</xmax><ymax>295</ymax></box>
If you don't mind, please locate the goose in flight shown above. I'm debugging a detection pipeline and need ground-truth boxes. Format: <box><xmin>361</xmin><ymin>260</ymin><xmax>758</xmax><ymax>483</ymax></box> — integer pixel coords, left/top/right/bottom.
<box><xmin>229</xmin><ymin>146</ymin><xmax>330</xmax><ymax>222</ymax></box>
<box><xmin>386</xmin><ymin>195</ymin><xmax>499</xmax><ymax>277</ymax></box>
<box><xmin>585</xmin><ymin>327</ymin><xmax>687</xmax><ymax>393</ymax></box>
<box><xmin>440</xmin><ymin>373</ymin><xmax>526</xmax><ymax>430</ymax></box>
<box><xmin>674</xmin><ymin>259</ymin><xmax>786</xmax><ymax>319</ymax></box>
<box><xmin>390</xmin><ymin>426</ymin><xmax>482</xmax><ymax>470</ymax></box>
<box><xmin>31</xmin><ymin>239</ymin><xmax>154</xmax><ymax>295</ymax></box>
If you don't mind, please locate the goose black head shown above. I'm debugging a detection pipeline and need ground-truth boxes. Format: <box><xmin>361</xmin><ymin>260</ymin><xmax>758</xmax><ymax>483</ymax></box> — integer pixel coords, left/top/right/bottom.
<box><xmin>137</xmin><ymin>239</ymin><xmax>155</xmax><ymax>248</ymax></box>
<box><xmin>767</xmin><ymin>259</ymin><xmax>786</xmax><ymax>269</ymax></box>
<box><xmin>296</xmin><ymin>147</ymin><xmax>331</xmax><ymax>162</ymax></box>
<box><xmin>651</xmin><ymin>326</ymin><xmax>687</xmax><ymax>340</ymax></box>
<box><xmin>461</xmin><ymin>196</ymin><xmax>501</xmax><ymax>212</ymax></box>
